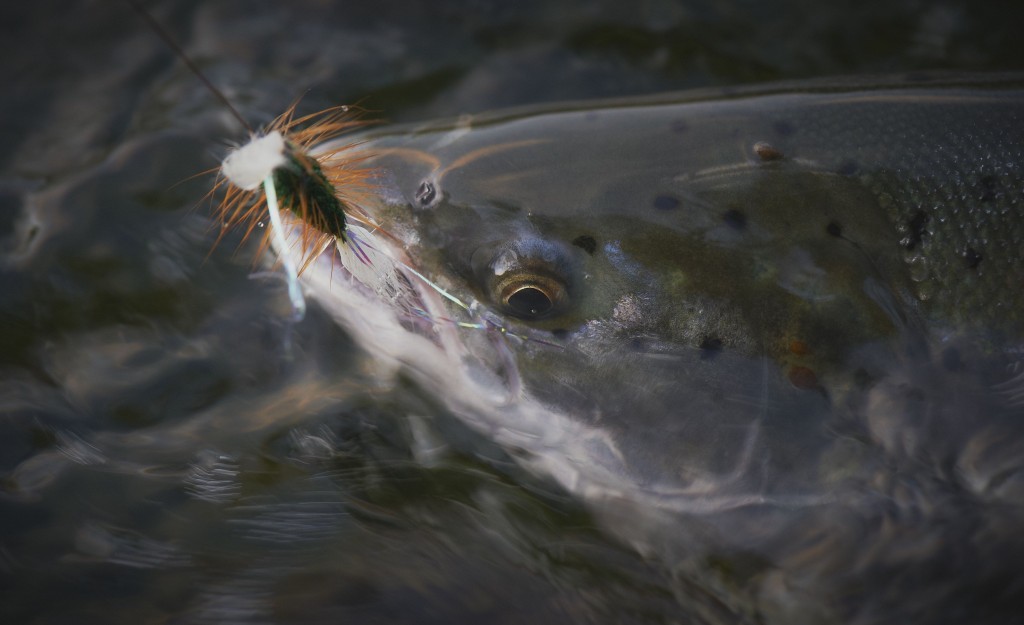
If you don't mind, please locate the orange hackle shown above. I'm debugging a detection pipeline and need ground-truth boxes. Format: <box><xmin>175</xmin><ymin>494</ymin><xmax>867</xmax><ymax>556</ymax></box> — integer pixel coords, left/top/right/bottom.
<box><xmin>207</xmin><ymin>101</ymin><xmax>380</xmax><ymax>273</ymax></box>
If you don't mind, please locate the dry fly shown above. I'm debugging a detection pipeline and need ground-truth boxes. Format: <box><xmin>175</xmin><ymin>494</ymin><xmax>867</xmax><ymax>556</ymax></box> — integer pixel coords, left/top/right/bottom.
<box><xmin>209</xmin><ymin>103</ymin><xmax>378</xmax><ymax>319</ymax></box>
<box><xmin>128</xmin><ymin>0</ymin><xmax>376</xmax><ymax>321</ymax></box>
<box><xmin>129</xmin><ymin>0</ymin><xmax>548</xmax><ymax>348</ymax></box>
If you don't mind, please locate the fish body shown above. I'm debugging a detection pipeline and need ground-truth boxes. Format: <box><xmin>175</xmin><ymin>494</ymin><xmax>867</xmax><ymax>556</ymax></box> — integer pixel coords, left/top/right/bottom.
<box><xmin>362</xmin><ymin>75</ymin><xmax>1023</xmax><ymax>343</ymax></box>
<box><xmin>287</xmin><ymin>75</ymin><xmax>1024</xmax><ymax>622</ymax></box>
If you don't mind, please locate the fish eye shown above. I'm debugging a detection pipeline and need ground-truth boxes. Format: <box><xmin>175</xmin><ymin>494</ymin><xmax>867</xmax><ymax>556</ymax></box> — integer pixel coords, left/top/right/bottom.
<box><xmin>476</xmin><ymin>237</ymin><xmax>575</xmax><ymax>321</ymax></box>
<box><xmin>500</xmin><ymin>277</ymin><xmax>564</xmax><ymax>319</ymax></box>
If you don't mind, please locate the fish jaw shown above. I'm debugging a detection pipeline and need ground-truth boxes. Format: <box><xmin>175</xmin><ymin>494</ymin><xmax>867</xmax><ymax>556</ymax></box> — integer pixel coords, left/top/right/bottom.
<box><xmin>276</xmin><ymin>215</ymin><xmax>462</xmax><ymax>382</ymax></box>
<box><xmin>277</xmin><ymin>213</ymin><xmax>616</xmax><ymax>492</ymax></box>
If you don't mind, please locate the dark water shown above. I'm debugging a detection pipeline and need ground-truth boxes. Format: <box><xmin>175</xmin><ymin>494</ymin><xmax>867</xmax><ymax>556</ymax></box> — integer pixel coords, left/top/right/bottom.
<box><xmin>1</xmin><ymin>1</ymin><xmax>1023</xmax><ymax>623</ymax></box>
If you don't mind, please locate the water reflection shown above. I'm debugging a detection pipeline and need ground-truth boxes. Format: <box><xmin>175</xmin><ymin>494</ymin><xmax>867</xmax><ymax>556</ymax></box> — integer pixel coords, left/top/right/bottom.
<box><xmin>2</xmin><ymin>1</ymin><xmax>1024</xmax><ymax>623</ymax></box>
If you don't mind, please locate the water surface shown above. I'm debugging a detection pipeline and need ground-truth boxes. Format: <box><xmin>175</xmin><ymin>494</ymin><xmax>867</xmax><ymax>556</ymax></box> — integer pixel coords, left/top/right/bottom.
<box><xmin>1</xmin><ymin>1</ymin><xmax>1022</xmax><ymax>623</ymax></box>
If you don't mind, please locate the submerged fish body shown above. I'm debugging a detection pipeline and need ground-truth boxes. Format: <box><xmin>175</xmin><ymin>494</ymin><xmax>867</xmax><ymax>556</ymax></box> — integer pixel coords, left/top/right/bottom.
<box><xmin>287</xmin><ymin>76</ymin><xmax>1024</xmax><ymax>622</ymax></box>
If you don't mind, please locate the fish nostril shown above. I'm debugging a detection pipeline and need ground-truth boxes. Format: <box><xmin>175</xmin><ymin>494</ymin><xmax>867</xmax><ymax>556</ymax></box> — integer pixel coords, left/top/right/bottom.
<box><xmin>505</xmin><ymin>284</ymin><xmax>554</xmax><ymax>318</ymax></box>
<box><xmin>415</xmin><ymin>180</ymin><xmax>437</xmax><ymax>206</ymax></box>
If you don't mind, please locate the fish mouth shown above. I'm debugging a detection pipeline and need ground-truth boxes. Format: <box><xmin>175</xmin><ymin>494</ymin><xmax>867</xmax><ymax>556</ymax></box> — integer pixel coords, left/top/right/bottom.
<box><xmin>278</xmin><ymin>213</ymin><xmax>528</xmax><ymax>405</ymax></box>
<box><xmin>280</xmin><ymin>214</ymin><xmax>449</xmax><ymax>345</ymax></box>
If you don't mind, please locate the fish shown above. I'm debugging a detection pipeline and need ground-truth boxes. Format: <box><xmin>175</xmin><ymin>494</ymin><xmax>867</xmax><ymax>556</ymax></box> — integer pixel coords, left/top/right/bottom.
<box><xmin>275</xmin><ymin>74</ymin><xmax>1024</xmax><ymax>623</ymax></box>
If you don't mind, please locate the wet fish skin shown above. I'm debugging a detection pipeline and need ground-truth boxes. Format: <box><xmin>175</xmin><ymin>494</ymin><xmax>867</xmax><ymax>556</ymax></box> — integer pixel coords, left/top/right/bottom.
<box><xmin>321</xmin><ymin>75</ymin><xmax>1024</xmax><ymax>507</ymax></box>
<box><xmin>297</xmin><ymin>75</ymin><xmax>1024</xmax><ymax>624</ymax></box>
<box><xmin>362</xmin><ymin>76</ymin><xmax>1023</xmax><ymax>353</ymax></box>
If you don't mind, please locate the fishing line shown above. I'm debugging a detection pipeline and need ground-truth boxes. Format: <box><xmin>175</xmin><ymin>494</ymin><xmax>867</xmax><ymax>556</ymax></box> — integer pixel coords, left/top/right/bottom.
<box><xmin>130</xmin><ymin>1</ymin><xmax>556</xmax><ymax>353</ymax></box>
<box><xmin>125</xmin><ymin>0</ymin><xmax>253</xmax><ymax>134</ymax></box>
<box><xmin>127</xmin><ymin>0</ymin><xmax>375</xmax><ymax>324</ymax></box>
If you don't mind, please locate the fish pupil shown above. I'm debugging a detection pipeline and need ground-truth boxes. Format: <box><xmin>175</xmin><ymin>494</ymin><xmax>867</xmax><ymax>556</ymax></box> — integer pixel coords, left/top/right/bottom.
<box><xmin>506</xmin><ymin>285</ymin><xmax>553</xmax><ymax>318</ymax></box>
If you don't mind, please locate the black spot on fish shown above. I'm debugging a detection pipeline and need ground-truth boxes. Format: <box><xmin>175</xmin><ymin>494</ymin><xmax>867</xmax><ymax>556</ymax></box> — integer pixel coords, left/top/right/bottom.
<box><xmin>670</xmin><ymin>119</ymin><xmax>688</xmax><ymax>134</ymax></box>
<box><xmin>572</xmin><ymin>235</ymin><xmax>597</xmax><ymax>255</ymax></box>
<box><xmin>853</xmin><ymin>368</ymin><xmax>876</xmax><ymax>390</ymax></box>
<box><xmin>415</xmin><ymin>180</ymin><xmax>436</xmax><ymax>206</ymax></box>
<box><xmin>699</xmin><ymin>336</ymin><xmax>723</xmax><ymax>360</ymax></box>
<box><xmin>826</xmin><ymin>221</ymin><xmax>843</xmax><ymax>237</ymax></box>
<box><xmin>942</xmin><ymin>347</ymin><xmax>963</xmax><ymax>372</ymax></box>
<box><xmin>773</xmin><ymin>120</ymin><xmax>796</xmax><ymax>137</ymax></box>
<box><xmin>963</xmin><ymin>247</ymin><xmax>983</xmax><ymax>269</ymax></box>
<box><xmin>551</xmin><ymin>328</ymin><xmax>569</xmax><ymax>340</ymax></box>
<box><xmin>653</xmin><ymin>195</ymin><xmax>680</xmax><ymax>211</ymax></box>
<box><xmin>979</xmin><ymin>175</ymin><xmax>997</xmax><ymax>203</ymax></box>
<box><xmin>753</xmin><ymin>141</ymin><xmax>784</xmax><ymax>161</ymax></box>
<box><xmin>836</xmin><ymin>160</ymin><xmax>860</xmax><ymax>176</ymax></box>
<box><xmin>722</xmin><ymin>208</ymin><xmax>747</xmax><ymax>231</ymax></box>
<box><xmin>902</xmin><ymin>210</ymin><xmax>929</xmax><ymax>250</ymax></box>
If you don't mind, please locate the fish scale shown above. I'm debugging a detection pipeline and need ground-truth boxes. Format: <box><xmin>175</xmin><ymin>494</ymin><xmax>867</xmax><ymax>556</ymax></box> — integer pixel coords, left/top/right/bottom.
<box><xmin>783</xmin><ymin>93</ymin><xmax>1024</xmax><ymax>338</ymax></box>
<box><xmin>866</xmin><ymin>119</ymin><xmax>1023</xmax><ymax>336</ymax></box>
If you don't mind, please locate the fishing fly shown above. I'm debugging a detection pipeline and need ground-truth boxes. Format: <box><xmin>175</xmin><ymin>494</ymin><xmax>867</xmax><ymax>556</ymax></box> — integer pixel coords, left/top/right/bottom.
<box><xmin>128</xmin><ymin>0</ymin><xmax>374</xmax><ymax>322</ymax></box>
<box><xmin>211</xmin><ymin>103</ymin><xmax>376</xmax><ymax>320</ymax></box>
<box><xmin>129</xmin><ymin>0</ymin><xmax>559</xmax><ymax>352</ymax></box>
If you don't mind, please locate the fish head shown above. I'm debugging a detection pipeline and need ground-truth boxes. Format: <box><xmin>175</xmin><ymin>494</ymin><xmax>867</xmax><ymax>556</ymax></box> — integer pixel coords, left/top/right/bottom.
<box><xmin>286</xmin><ymin>99</ymin><xmax>921</xmax><ymax>517</ymax></box>
<box><xmin>270</xmin><ymin>80</ymin><xmax>1024</xmax><ymax>620</ymax></box>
